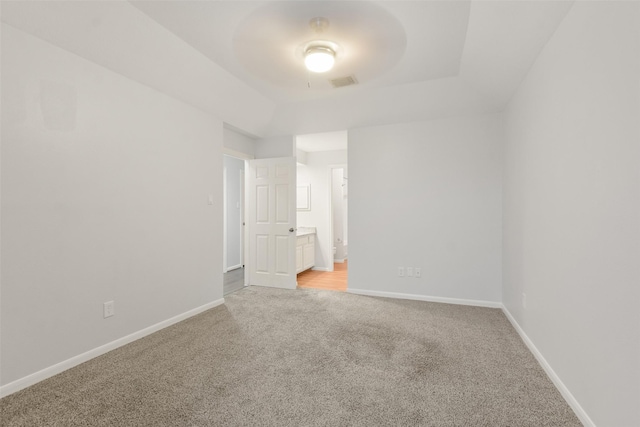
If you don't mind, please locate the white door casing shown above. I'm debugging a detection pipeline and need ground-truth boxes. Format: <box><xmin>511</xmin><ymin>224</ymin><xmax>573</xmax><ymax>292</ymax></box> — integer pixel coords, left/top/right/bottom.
<box><xmin>223</xmin><ymin>157</ymin><xmax>245</xmax><ymax>272</ymax></box>
<box><xmin>247</xmin><ymin>157</ymin><xmax>297</xmax><ymax>289</ymax></box>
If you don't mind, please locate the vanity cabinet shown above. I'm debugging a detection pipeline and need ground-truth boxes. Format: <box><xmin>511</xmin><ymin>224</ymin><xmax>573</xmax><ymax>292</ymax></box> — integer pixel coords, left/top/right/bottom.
<box><xmin>296</xmin><ymin>233</ymin><xmax>315</xmax><ymax>273</ymax></box>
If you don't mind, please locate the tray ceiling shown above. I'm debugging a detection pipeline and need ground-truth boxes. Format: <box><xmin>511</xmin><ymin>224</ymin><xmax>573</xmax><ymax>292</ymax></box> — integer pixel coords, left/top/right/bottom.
<box><xmin>1</xmin><ymin>1</ymin><xmax>574</xmax><ymax>136</ymax></box>
<box><xmin>131</xmin><ymin>1</ymin><xmax>470</xmax><ymax>103</ymax></box>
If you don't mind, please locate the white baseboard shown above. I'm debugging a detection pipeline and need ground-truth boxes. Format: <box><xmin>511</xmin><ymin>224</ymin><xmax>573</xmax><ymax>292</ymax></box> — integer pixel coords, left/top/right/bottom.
<box><xmin>311</xmin><ymin>266</ymin><xmax>331</xmax><ymax>272</ymax></box>
<box><xmin>0</xmin><ymin>298</ymin><xmax>225</xmax><ymax>398</ymax></box>
<box><xmin>333</xmin><ymin>258</ymin><xmax>346</xmax><ymax>264</ymax></box>
<box><xmin>500</xmin><ymin>306</ymin><xmax>595</xmax><ymax>427</ymax></box>
<box><xmin>252</xmin><ymin>282</ymin><xmax>297</xmax><ymax>290</ymax></box>
<box><xmin>347</xmin><ymin>288</ymin><xmax>501</xmax><ymax>308</ymax></box>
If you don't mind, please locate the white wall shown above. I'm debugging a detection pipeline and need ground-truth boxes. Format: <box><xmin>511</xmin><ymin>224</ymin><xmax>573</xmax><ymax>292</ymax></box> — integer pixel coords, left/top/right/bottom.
<box><xmin>1</xmin><ymin>1</ymin><xmax>275</xmax><ymax>137</ymax></box>
<box><xmin>1</xmin><ymin>24</ymin><xmax>223</xmax><ymax>388</ymax></box>
<box><xmin>348</xmin><ymin>114</ymin><xmax>503</xmax><ymax>304</ymax></box>
<box><xmin>297</xmin><ymin>150</ymin><xmax>348</xmax><ymax>271</ymax></box>
<box><xmin>223</xmin><ymin>127</ymin><xmax>255</xmax><ymax>159</ymax></box>
<box><xmin>503</xmin><ymin>2</ymin><xmax>640</xmax><ymax>426</ymax></box>
<box><xmin>254</xmin><ymin>135</ymin><xmax>295</xmax><ymax>159</ymax></box>
<box><xmin>224</xmin><ymin>155</ymin><xmax>244</xmax><ymax>271</ymax></box>
<box><xmin>296</xmin><ymin>148</ymin><xmax>308</xmax><ymax>165</ymax></box>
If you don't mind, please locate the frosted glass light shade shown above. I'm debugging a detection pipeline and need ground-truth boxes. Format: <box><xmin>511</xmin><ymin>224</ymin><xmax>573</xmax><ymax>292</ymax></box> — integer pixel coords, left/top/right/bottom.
<box><xmin>304</xmin><ymin>46</ymin><xmax>335</xmax><ymax>73</ymax></box>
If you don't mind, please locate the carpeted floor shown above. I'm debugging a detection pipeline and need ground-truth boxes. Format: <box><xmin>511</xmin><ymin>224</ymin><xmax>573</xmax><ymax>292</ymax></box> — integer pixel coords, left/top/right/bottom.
<box><xmin>0</xmin><ymin>287</ymin><xmax>581</xmax><ymax>426</ymax></box>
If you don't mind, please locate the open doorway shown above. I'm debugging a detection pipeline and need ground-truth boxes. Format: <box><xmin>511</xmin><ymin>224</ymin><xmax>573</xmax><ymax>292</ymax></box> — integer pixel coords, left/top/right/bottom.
<box><xmin>295</xmin><ymin>131</ymin><xmax>348</xmax><ymax>292</ymax></box>
<box><xmin>223</xmin><ymin>154</ymin><xmax>245</xmax><ymax>295</ymax></box>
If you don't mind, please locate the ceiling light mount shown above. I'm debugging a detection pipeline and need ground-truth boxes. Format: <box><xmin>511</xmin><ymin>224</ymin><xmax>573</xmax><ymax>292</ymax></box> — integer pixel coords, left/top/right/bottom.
<box><xmin>304</xmin><ymin>45</ymin><xmax>336</xmax><ymax>73</ymax></box>
<box><xmin>303</xmin><ymin>17</ymin><xmax>336</xmax><ymax>73</ymax></box>
<box><xmin>309</xmin><ymin>17</ymin><xmax>330</xmax><ymax>33</ymax></box>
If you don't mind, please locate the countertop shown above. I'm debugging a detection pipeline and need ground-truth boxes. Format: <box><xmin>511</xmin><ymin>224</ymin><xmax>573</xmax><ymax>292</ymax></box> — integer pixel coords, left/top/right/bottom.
<box><xmin>296</xmin><ymin>227</ymin><xmax>316</xmax><ymax>237</ymax></box>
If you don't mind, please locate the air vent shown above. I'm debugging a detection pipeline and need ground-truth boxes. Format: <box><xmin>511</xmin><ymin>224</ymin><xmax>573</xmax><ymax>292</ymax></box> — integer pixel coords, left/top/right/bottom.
<box><xmin>329</xmin><ymin>75</ymin><xmax>358</xmax><ymax>88</ymax></box>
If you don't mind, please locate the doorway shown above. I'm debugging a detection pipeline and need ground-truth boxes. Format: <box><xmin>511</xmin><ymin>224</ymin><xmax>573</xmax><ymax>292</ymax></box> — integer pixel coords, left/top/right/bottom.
<box><xmin>296</xmin><ymin>165</ymin><xmax>349</xmax><ymax>292</ymax></box>
<box><xmin>294</xmin><ymin>130</ymin><xmax>349</xmax><ymax>292</ymax></box>
<box><xmin>223</xmin><ymin>154</ymin><xmax>245</xmax><ymax>295</ymax></box>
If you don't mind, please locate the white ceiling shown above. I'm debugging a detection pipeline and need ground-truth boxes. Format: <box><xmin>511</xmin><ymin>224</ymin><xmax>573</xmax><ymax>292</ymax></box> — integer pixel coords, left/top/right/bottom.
<box><xmin>130</xmin><ymin>0</ymin><xmax>470</xmax><ymax>103</ymax></box>
<box><xmin>0</xmin><ymin>0</ymin><xmax>574</xmax><ymax>139</ymax></box>
<box><xmin>297</xmin><ymin>131</ymin><xmax>348</xmax><ymax>153</ymax></box>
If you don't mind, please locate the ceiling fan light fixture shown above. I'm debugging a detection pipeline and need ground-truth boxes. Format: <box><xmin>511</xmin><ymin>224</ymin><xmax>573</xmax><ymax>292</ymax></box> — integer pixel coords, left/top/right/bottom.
<box><xmin>304</xmin><ymin>46</ymin><xmax>335</xmax><ymax>73</ymax></box>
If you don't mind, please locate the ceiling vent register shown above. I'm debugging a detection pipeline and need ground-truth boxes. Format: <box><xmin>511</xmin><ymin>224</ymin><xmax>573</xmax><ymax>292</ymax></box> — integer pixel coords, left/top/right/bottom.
<box><xmin>330</xmin><ymin>75</ymin><xmax>358</xmax><ymax>88</ymax></box>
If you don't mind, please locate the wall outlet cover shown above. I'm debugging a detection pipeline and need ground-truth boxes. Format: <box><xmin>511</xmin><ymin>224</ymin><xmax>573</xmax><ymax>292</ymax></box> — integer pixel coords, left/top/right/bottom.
<box><xmin>103</xmin><ymin>301</ymin><xmax>115</xmax><ymax>318</ymax></box>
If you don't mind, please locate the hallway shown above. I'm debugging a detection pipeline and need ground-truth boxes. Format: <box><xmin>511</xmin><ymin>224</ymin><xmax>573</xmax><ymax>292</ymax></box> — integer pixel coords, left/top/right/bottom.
<box><xmin>296</xmin><ymin>261</ymin><xmax>347</xmax><ymax>292</ymax></box>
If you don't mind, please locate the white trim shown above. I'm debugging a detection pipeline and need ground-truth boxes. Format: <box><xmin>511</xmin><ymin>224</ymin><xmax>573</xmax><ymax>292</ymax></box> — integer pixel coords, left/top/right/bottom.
<box><xmin>311</xmin><ymin>266</ymin><xmax>331</xmax><ymax>272</ymax></box>
<box><xmin>223</xmin><ymin>153</ymin><xmax>249</xmax><ymax>285</ymax></box>
<box><xmin>239</xmin><ymin>169</ymin><xmax>244</xmax><ymax>269</ymax></box>
<box><xmin>251</xmin><ymin>282</ymin><xmax>296</xmax><ymax>290</ymax></box>
<box><xmin>333</xmin><ymin>258</ymin><xmax>346</xmax><ymax>263</ymax></box>
<box><xmin>500</xmin><ymin>306</ymin><xmax>595</xmax><ymax>427</ymax></box>
<box><xmin>223</xmin><ymin>165</ymin><xmax>227</xmax><ymax>273</ymax></box>
<box><xmin>243</xmin><ymin>164</ymin><xmax>249</xmax><ymax>286</ymax></box>
<box><xmin>226</xmin><ymin>264</ymin><xmax>242</xmax><ymax>271</ymax></box>
<box><xmin>347</xmin><ymin>288</ymin><xmax>502</xmax><ymax>308</ymax></box>
<box><xmin>223</xmin><ymin>159</ymin><xmax>245</xmax><ymax>274</ymax></box>
<box><xmin>0</xmin><ymin>298</ymin><xmax>225</xmax><ymax>398</ymax></box>
<box><xmin>223</xmin><ymin>147</ymin><xmax>254</xmax><ymax>160</ymax></box>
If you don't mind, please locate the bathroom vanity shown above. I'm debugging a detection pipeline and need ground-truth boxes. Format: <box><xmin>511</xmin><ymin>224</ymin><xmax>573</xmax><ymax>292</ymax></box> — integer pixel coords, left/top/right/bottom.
<box><xmin>296</xmin><ymin>227</ymin><xmax>316</xmax><ymax>274</ymax></box>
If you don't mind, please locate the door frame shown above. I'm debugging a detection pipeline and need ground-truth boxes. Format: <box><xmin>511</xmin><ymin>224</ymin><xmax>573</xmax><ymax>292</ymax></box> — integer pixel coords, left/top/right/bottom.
<box><xmin>223</xmin><ymin>148</ymin><xmax>253</xmax><ymax>285</ymax></box>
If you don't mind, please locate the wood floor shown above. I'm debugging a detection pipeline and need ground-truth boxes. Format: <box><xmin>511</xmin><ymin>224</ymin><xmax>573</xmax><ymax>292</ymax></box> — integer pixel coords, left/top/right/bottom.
<box><xmin>297</xmin><ymin>261</ymin><xmax>347</xmax><ymax>292</ymax></box>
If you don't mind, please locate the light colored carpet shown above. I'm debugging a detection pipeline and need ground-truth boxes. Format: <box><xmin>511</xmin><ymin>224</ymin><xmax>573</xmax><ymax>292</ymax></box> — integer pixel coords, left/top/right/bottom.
<box><xmin>0</xmin><ymin>287</ymin><xmax>581</xmax><ymax>426</ymax></box>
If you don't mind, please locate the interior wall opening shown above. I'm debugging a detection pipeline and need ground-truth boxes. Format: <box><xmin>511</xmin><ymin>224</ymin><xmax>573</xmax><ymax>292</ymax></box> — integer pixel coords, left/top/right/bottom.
<box><xmin>223</xmin><ymin>154</ymin><xmax>246</xmax><ymax>296</ymax></box>
<box><xmin>295</xmin><ymin>131</ymin><xmax>348</xmax><ymax>292</ymax></box>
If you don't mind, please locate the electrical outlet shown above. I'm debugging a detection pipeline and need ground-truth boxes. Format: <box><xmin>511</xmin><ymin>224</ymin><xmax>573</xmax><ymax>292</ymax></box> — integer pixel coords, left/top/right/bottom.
<box><xmin>522</xmin><ymin>293</ymin><xmax>527</xmax><ymax>309</ymax></box>
<box><xmin>415</xmin><ymin>268</ymin><xmax>421</xmax><ymax>278</ymax></box>
<box><xmin>103</xmin><ymin>301</ymin><xmax>115</xmax><ymax>318</ymax></box>
<box><xmin>397</xmin><ymin>267</ymin><xmax>404</xmax><ymax>277</ymax></box>
<box><xmin>406</xmin><ymin>267</ymin><xmax>413</xmax><ymax>277</ymax></box>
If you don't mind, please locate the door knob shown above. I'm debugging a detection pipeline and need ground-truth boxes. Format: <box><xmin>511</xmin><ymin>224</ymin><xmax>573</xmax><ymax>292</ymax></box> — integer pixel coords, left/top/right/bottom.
<box><xmin>289</xmin><ymin>228</ymin><xmax>295</xmax><ymax>232</ymax></box>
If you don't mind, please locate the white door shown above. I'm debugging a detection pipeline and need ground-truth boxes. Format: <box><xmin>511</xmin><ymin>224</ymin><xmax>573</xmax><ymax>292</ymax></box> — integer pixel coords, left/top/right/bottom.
<box><xmin>247</xmin><ymin>157</ymin><xmax>297</xmax><ymax>289</ymax></box>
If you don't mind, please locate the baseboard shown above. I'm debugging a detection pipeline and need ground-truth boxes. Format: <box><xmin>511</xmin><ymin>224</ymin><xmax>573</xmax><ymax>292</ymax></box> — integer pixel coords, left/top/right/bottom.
<box><xmin>333</xmin><ymin>258</ymin><xmax>346</xmax><ymax>264</ymax></box>
<box><xmin>0</xmin><ymin>298</ymin><xmax>225</xmax><ymax>398</ymax></box>
<box><xmin>347</xmin><ymin>288</ymin><xmax>501</xmax><ymax>308</ymax></box>
<box><xmin>311</xmin><ymin>266</ymin><xmax>331</xmax><ymax>272</ymax></box>
<box><xmin>500</xmin><ymin>306</ymin><xmax>595</xmax><ymax>427</ymax></box>
<box><xmin>252</xmin><ymin>282</ymin><xmax>297</xmax><ymax>290</ymax></box>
